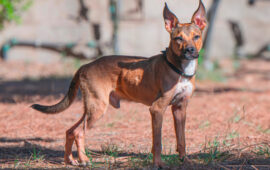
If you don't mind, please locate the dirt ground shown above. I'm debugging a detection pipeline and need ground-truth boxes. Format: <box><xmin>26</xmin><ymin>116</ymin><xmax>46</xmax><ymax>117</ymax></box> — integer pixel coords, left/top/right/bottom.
<box><xmin>0</xmin><ymin>58</ymin><xmax>270</xmax><ymax>169</ymax></box>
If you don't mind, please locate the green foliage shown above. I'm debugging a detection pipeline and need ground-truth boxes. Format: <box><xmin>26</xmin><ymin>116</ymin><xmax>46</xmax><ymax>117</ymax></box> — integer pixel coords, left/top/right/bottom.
<box><xmin>226</xmin><ymin>130</ymin><xmax>239</xmax><ymax>139</ymax></box>
<box><xmin>199</xmin><ymin>120</ymin><xmax>211</xmax><ymax>129</ymax></box>
<box><xmin>256</xmin><ymin>125</ymin><xmax>270</xmax><ymax>134</ymax></box>
<box><xmin>85</xmin><ymin>149</ymin><xmax>95</xmax><ymax>168</ymax></box>
<box><xmin>101</xmin><ymin>143</ymin><xmax>119</xmax><ymax>158</ymax></box>
<box><xmin>137</xmin><ymin>153</ymin><xmax>152</xmax><ymax>167</ymax></box>
<box><xmin>197</xmin><ymin>49</ymin><xmax>223</xmax><ymax>81</ymax></box>
<box><xmin>197</xmin><ymin>48</ymin><xmax>226</xmax><ymax>82</ymax></box>
<box><xmin>161</xmin><ymin>154</ymin><xmax>183</xmax><ymax>166</ymax></box>
<box><xmin>228</xmin><ymin>110</ymin><xmax>242</xmax><ymax>124</ymax></box>
<box><xmin>253</xmin><ymin>145</ymin><xmax>270</xmax><ymax>158</ymax></box>
<box><xmin>196</xmin><ymin>64</ymin><xmax>226</xmax><ymax>82</ymax></box>
<box><xmin>128</xmin><ymin>153</ymin><xmax>182</xmax><ymax>168</ymax></box>
<box><xmin>0</xmin><ymin>0</ymin><xmax>32</xmax><ymax>30</ymax></box>
<box><xmin>198</xmin><ymin>48</ymin><xmax>205</xmax><ymax>65</ymax></box>
<box><xmin>107</xmin><ymin>122</ymin><xmax>115</xmax><ymax>127</ymax></box>
<box><xmin>31</xmin><ymin>147</ymin><xmax>44</xmax><ymax>162</ymax></box>
<box><xmin>199</xmin><ymin>137</ymin><xmax>230</xmax><ymax>164</ymax></box>
<box><xmin>13</xmin><ymin>159</ymin><xmax>21</xmax><ymax>168</ymax></box>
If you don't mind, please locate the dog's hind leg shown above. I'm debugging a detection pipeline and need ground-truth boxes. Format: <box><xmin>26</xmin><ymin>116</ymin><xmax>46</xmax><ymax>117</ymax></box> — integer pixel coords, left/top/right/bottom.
<box><xmin>63</xmin><ymin>82</ymin><xmax>109</xmax><ymax>166</ymax></box>
<box><xmin>64</xmin><ymin>113</ymin><xmax>86</xmax><ymax>165</ymax></box>
<box><xmin>72</xmin><ymin>86</ymin><xmax>109</xmax><ymax>166</ymax></box>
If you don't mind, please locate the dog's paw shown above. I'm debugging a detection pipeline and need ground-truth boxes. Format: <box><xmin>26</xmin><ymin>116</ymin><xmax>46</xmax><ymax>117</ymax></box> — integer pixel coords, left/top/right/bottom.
<box><xmin>65</xmin><ymin>159</ymin><xmax>79</xmax><ymax>166</ymax></box>
<box><xmin>79</xmin><ymin>161</ymin><xmax>91</xmax><ymax>167</ymax></box>
<box><xmin>64</xmin><ymin>155</ymin><xmax>79</xmax><ymax>166</ymax></box>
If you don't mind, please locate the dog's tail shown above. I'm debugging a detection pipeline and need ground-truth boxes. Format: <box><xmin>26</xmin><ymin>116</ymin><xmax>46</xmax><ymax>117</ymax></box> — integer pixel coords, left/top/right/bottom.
<box><xmin>31</xmin><ymin>70</ymin><xmax>80</xmax><ymax>114</ymax></box>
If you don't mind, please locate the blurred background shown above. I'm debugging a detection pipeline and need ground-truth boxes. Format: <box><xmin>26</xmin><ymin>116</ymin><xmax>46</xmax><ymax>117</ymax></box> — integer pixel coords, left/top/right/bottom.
<box><xmin>0</xmin><ymin>0</ymin><xmax>270</xmax><ymax>169</ymax></box>
<box><xmin>0</xmin><ymin>0</ymin><xmax>269</xmax><ymax>62</ymax></box>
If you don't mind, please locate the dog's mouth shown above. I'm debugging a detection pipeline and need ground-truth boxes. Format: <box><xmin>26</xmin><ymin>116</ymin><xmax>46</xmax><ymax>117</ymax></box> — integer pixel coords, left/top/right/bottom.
<box><xmin>183</xmin><ymin>54</ymin><xmax>199</xmax><ymax>60</ymax></box>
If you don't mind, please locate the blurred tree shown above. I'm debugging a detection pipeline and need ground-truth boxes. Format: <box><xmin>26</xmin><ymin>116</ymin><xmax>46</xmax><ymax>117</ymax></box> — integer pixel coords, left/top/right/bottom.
<box><xmin>0</xmin><ymin>0</ymin><xmax>32</xmax><ymax>30</ymax></box>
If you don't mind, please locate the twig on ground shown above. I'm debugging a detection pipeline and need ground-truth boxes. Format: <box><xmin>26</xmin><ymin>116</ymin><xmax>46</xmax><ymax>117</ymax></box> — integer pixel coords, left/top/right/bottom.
<box><xmin>196</xmin><ymin>87</ymin><xmax>269</xmax><ymax>94</ymax></box>
<box><xmin>217</xmin><ymin>163</ymin><xmax>230</xmax><ymax>170</ymax></box>
<box><xmin>251</xmin><ymin>165</ymin><xmax>259</xmax><ymax>170</ymax></box>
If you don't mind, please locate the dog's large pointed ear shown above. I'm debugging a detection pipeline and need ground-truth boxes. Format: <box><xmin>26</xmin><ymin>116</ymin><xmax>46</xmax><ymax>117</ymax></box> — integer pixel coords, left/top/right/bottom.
<box><xmin>163</xmin><ymin>3</ymin><xmax>179</xmax><ymax>33</ymax></box>
<box><xmin>191</xmin><ymin>0</ymin><xmax>207</xmax><ymax>31</ymax></box>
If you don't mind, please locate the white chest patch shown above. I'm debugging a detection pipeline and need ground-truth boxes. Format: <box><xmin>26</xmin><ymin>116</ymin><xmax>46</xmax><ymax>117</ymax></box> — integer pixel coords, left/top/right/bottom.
<box><xmin>171</xmin><ymin>78</ymin><xmax>193</xmax><ymax>104</ymax></box>
<box><xmin>174</xmin><ymin>78</ymin><xmax>193</xmax><ymax>97</ymax></box>
<box><xmin>181</xmin><ymin>59</ymin><xmax>196</xmax><ymax>76</ymax></box>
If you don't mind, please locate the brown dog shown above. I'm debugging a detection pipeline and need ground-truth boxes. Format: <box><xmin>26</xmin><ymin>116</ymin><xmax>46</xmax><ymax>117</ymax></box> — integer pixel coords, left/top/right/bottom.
<box><xmin>32</xmin><ymin>0</ymin><xmax>207</xmax><ymax>167</ymax></box>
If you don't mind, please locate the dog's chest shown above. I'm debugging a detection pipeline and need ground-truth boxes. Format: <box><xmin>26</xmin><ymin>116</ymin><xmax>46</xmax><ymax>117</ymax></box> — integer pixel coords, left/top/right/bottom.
<box><xmin>171</xmin><ymin>78</ymin><xmax>194</xmax><ymax>105</ymax></box>
<box><xmin>170</xmin><ymin>60</ymin><xmax>196</xmax><ymax>105</ymax></box>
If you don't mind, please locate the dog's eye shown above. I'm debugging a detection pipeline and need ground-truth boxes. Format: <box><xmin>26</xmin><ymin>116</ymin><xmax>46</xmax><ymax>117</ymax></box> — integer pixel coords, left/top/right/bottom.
<box><xmin>194</xmin><ymin>35</ymin><xmax>200</xmax><ymax>40</ymax></box>
<box><xmin>174</xmin><ymin>36</ymin><xmax>183</xmax><ymax>42</ymax></box>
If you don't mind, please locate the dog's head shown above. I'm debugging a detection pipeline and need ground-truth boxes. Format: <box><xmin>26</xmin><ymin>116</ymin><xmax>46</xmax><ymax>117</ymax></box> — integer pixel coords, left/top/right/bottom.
<box><xmin>163</xmin><ymin>0</ymin><xmax>207</xmax><ymax>60</ymax></box>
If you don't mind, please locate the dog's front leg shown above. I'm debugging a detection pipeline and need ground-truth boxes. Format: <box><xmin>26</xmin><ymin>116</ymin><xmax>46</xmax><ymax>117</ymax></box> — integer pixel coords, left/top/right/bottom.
<box><xmin>171</xmin><ymin>100</ymin><xmax>188</xmax><ymax>158</ymax></box>
<box><xmin>149</xmin><ymin>95</ymin><xmax>171</xmax><ymax>168</ymax></box>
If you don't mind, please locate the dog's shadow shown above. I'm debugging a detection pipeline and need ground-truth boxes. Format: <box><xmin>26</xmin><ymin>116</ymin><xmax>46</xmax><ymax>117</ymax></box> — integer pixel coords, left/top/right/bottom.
<box><xmin>1</xmin><ymin>137</ymin><xmax>269</xmax><ymax>169</ymax></box>
<box><xmin>0</xmin><ymin>76</ymin><xmax>82</xmax><ymax>103</ymax></box>
<box><xmin>0</xmin><ymin>137</ymin><xmax>65</xmax><ymax>165</ymax></box>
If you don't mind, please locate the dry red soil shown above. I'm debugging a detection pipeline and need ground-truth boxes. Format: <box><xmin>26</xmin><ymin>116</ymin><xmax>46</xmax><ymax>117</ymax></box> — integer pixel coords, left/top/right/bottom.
<box><xmin>0</xmin><ymin>59</ymin><xmax>269</xmax><ymax>169</ymax></box>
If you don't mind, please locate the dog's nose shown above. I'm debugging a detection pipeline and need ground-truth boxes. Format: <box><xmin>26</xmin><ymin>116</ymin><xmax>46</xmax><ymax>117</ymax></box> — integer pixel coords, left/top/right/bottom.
<box><xmin>185</xmin><ymin>47</ymin><xmax>195</xmax><ymax>54</ymax></box>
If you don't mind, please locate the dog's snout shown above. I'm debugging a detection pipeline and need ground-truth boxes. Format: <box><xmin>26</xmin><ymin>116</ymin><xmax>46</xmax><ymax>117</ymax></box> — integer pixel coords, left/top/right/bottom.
<box><xmin>185</xmin><ymin>47</ymin><xmax>195</xmax><ymax>54</ymax></box>
<box><xmin>183</xmin><ymin>46</ymin><xmax>199</xmax><ymax>60</ymax></box>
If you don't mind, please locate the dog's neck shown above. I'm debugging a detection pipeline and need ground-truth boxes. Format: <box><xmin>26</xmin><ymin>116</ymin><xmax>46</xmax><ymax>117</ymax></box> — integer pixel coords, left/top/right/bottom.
<box><xmin>163</xmin><ymin>48</ymin><xmax>196</xmax><ymax>77</ymax></box>
<box><xmin>181</xmin><ymin>59</ymin><xmax>196</xmax><ymax>76</ymax></box>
